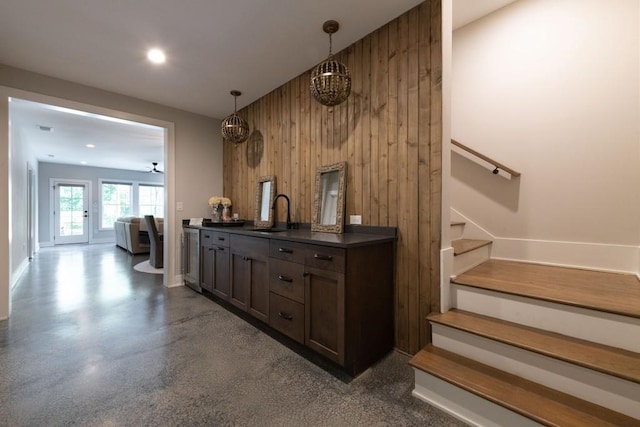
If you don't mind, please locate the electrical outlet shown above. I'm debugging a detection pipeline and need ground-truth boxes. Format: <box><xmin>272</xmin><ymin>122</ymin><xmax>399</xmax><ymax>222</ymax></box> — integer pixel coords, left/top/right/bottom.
<box><xmin>350</xmin><ymin>215</ymin><xmax>362</xmax><ymax>225</ymax></box>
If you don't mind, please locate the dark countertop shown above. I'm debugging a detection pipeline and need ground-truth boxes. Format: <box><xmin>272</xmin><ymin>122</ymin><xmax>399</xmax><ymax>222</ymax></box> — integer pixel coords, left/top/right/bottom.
<box><xmin>184</xmin><ymin>222</ymin><xmax>396</xmax><ymax>248</ymax></box>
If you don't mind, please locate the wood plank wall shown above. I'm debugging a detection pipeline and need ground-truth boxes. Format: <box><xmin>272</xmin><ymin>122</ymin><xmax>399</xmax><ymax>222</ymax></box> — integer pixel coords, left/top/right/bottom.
<box><xmin>223</xmin><ymin>0</ymin><xmax>442</xmax><ymax>355</ymax></box>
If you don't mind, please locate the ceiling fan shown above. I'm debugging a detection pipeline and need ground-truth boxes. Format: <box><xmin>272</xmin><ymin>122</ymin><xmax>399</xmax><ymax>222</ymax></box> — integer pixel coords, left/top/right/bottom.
<box><xmin>147</xmin><ymin>162</ymin><xmax>164</xmax><ymax>174</ymax></box>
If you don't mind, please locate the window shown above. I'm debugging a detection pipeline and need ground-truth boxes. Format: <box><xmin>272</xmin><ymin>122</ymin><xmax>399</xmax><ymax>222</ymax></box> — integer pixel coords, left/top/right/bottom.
<box><xmin>100</xmin><ymin>180</ymin><xmax>164</xmax><ymax>229</ymax></box>
<box><xmin>139</xmin><ymin>184</ymin><xmax>164</xmax><ymax>217</ymax></box>
<box><xmin>101</xmin><ymin>182</ymin><xmax>132</xmax><ymax>228</ymax></box>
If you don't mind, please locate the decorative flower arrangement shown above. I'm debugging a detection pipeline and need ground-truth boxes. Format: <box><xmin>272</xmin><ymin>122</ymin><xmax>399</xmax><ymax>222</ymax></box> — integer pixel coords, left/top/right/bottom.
<box><xmin>208</xmin><ymin>196</ymin><xmax>232</xmax><ymax>208</ymax></box>
<box><xmin>208</xmin><ymin>196</ymin><xmax>232</xmax><ymax>222</ymax></box>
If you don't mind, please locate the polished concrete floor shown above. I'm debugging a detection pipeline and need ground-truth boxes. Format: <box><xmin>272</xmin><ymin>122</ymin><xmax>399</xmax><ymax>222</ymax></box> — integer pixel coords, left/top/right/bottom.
<box><xmin>0</xmin><ymin>244</ymin><xmax>464</xmax><ymax>426</ymax></box>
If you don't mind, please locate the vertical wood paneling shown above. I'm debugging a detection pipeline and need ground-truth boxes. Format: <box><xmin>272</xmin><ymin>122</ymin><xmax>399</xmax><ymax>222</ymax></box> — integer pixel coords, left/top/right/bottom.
<box><xmin>223</xmin><ymin>1</ymin><xmax>442</xmax><ymax>355</ymax></box>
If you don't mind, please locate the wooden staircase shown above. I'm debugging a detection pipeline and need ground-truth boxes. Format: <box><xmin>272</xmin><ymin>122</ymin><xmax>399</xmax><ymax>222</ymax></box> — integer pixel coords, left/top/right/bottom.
<box><xmin>411</xmin><ymin>255</ymin><xmax>640</xmax><ymax>426</ymax></box>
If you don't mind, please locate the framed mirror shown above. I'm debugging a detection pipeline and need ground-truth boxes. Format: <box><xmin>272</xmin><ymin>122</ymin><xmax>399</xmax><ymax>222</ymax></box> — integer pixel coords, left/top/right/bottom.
<box><xmin>312</xmin><ymin>162</ymin><xmax>347</xmax><ymax>234</ymax></box>
<box><xmin>254</xmin><ymin>175</ymin><xmax>276</xmax><ymax>229</ymax></box>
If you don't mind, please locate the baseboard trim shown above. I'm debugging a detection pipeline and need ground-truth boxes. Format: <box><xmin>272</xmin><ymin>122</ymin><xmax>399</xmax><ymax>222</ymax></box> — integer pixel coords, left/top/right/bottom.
<box><xmin>10</xmin><ymin>258</ymin><xmax>30</xmax><ymax>290</ymax></box>
<box><xmin>167</xmin><ymin>275</ymin><xmax>183</xmax><ymax>288</ymax></box>
<box><xmin>39</xmin><ymin>242</ymin><xmax>54</xmax><ymax>248</ymax></box>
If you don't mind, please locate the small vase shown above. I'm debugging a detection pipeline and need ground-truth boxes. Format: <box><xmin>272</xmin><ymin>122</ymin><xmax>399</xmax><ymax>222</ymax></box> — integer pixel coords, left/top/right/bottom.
<box><xmin>212</xmin><ymin>204</ymin><xmax>223</xmax><ymax>222</ymax></box>
<box><xmin>222</xmin><ymin>206</ymin><xmax>231</xmax><ymax>221</ymax></box>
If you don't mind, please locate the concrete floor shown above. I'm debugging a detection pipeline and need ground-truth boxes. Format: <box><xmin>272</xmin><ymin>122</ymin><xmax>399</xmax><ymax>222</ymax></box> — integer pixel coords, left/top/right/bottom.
<box><xmin>0</xmin><ymin>243</ymin><xmax>464</xmax><ymax>426</ymax></box>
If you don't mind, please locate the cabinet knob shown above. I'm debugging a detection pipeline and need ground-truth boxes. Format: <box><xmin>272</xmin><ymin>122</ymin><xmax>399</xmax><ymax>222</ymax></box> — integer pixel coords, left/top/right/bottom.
<box><xmin>278</xmin><ymin>311</ymin><xmax>293</xmax><ymax>321</ymax></box>
<box><xmin>313</xmin><ymin>254</ymin><xmax>333</xmax><ymax>261</ymax></box>
<box><xmin>278</xmin><ymin>275</ymin><xmax>293</xmax><ymax>283</ymax></box>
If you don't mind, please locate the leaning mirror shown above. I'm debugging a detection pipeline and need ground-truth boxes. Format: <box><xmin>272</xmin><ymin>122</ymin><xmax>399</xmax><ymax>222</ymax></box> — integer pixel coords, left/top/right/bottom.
<box><xmin>312</xmin><ymin>162</ymin><xmax>346</xmax><ymax>234</ymax></box>
<box><xmin>254</xmin><ymin>175</ymin><xmax>276</xmax><ymax>229</ymax></box>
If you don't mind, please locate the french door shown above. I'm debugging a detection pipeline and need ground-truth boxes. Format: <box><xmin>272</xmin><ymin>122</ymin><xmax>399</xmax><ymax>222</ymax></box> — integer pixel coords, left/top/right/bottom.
<box><xmin>53</xmin><ymin>181</ymin><xmax>89</xmax><ymax>244</ymax></box>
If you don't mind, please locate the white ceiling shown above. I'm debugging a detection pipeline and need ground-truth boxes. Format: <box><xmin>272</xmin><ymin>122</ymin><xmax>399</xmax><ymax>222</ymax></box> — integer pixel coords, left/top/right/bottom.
<box><xmin>2</xmin><ymin>0</ymin><xmax>518</xmax><ymax>172</ymax></box>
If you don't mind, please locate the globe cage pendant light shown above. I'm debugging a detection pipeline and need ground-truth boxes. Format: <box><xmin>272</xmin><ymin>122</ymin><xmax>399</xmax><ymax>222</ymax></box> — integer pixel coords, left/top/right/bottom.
<box><xmin>221</xmin><ymin>90</ymin><xmax>250</xmax><ymax>144</ymax></box>
<box><xmin>310</xmin><ymin>20</ymin><xmax>352</xmax><ymax>107</ymax></box>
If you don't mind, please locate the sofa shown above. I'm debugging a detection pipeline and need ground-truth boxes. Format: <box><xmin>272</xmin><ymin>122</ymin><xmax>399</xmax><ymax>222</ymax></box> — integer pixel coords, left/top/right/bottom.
<box><xmin>114</xmin><ymin>216</ymin><xmax>164</xmax><ymax>254</ymax></box>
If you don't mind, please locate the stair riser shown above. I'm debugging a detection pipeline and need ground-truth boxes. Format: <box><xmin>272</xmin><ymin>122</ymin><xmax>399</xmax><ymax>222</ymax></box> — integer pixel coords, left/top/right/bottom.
<box><xmin>452</xmin><ymin>245</ymin><xmax>490</xmax><ymax>276</ymax></box>
<box><xmin>432</xmin><ymin>324</ymin><xmax>640</xmax><ymax>419</ymax></box>
<box><xmin>413</xmin><ymin>369</ymin><xmax>543</xmax><ymax>427</ymax></box>
<box><xmin>450</xmin><ymin>223</ymin><xmax>465</xmax><ymax>240</ymax></box>
<box><xmin>451</xmin><ymin>283</ymin><xmax>640</xmax><ymax>353</ymax></box>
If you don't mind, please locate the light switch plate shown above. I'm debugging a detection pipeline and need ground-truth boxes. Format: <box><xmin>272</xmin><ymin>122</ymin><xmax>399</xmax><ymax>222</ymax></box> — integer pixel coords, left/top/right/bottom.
<box><xmin>350</xmin><ymin>215</ymin><xmax>362</xmax><ymax>225</ymax></box>
<box><xmin>176</xmin><ymin>201</ymin><xmax>184</xmax><ymax>211</ymax></box>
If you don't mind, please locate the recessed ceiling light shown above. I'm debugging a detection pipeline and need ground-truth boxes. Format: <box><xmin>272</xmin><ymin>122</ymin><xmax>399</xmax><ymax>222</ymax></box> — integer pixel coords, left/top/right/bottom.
<box><xmin>147</xmin><ymin>48</ymin><xmax>166</xmax><ymax>64</ymax></box>
<box><xmin>86</xmin><ymin>144</ymin><xmax>95</xmax><ymax>148</ymax></box>
<box><xmin>80</xmin><ymin>161</ymin><xmax>87</xmax><ymax>165</ymax></box>
<box><xmin>48</xmin><ymin>154</ymin><xmax>55</xmax><ymax>158</ymax></box>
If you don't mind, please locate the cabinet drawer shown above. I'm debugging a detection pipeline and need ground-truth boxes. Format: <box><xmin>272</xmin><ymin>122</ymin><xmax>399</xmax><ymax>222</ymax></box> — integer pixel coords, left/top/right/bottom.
<box><xmin>269</xmin><ymin>258</ymin><xmax>304</xmax><ymax>303</ymax></box>
<box><xmin>269</xmin><ymin>240</ymin><xmax>306</xmax><ymax>263</ymax></box>
<box><xmin>201</xmin><ymin>230</ymin><xmax>230</xmax><ymax>247</ymax></box>
<box><xmin>304</xmin><ymin>245</ymin><xmax>345</xmax><ymax>273</ymax></box>
<box><xmin>230</xmin><ymin>234</ymin><xmax>269</xmax><ymax>258</ymax></box>
<box><xmin>269</xmin><ymin>293</ymin><xmax>304</xmax><ymax>344</ymax></box>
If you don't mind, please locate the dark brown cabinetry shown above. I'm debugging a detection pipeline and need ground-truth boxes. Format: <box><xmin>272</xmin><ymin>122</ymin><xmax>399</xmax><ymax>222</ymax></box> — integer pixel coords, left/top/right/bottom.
<box><xmin>200</xmin><ymin>231</ymin><xmax>230</xmax><ymax>299</ymax></box>
<box><xmin>186</xmin><ymin>224</ymin><xmax>396</xmax><ymax>377</ymax></box>
<box><xmin>269</xmin><ymin>239</ymin><xmax>394</xmax><ymax>375</ymax></box>
<box><xmin>229</xmin><ymin>235</ymin><xmax>269</xmax><ymax>323</ymax></box>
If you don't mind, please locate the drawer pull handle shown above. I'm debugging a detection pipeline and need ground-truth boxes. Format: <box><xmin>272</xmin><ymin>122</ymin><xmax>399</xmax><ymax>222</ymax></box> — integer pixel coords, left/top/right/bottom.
<box><xmin>217</xmin><ymin>247</ymin><xmax>225</xmax><ymax>251</ymax></box>
<box><xmin>278</xmin><ymin>275</ymin><xmax>293</xmax><ymax>282</ymax></box>
<box><xmin>278</xmin><ymin>311</ymin><xmax>293</xmax><ymax>321</ymax></box>
<box><xmin>208</xmin><ymin>247</ymin><xmax>214</xmax><ymax>251</ymax></box>
<box><xmin>314</xmin><ymin>254</ymin><xmax>333</xmax><ymax>261</ymax></box>
<box><xmin>243</xmin><ymin>256</ymin><xmax>251</xmax><ymax>261</ymax></box>
<box><xmin>217</xmin><ymin>237</ymin><xmax>225</xmax><ymax>241</ymax></box>
<box><xmin>278</xmin><ymin>248</ymin><xmax>293</xmax><ymax>254</ymax></box>
<box><xmin>204</xmin><ymin>235</ymin><xmax>211</xmax><ymax>238</ymax></box>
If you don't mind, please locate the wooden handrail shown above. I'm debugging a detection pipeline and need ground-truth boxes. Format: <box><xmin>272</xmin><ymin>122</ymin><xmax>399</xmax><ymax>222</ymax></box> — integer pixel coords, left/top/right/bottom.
<box><xmin>451</xmin><ymin>139</ymin><xmax>521</xmax><ymax>177</ymax></box>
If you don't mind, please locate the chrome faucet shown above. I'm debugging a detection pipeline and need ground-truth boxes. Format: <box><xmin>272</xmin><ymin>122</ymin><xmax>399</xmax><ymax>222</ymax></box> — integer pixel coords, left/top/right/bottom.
<box><xmin>272</xmin><ymin>194</ymin><xmax>293</xmax><ymax>229</ymax></box>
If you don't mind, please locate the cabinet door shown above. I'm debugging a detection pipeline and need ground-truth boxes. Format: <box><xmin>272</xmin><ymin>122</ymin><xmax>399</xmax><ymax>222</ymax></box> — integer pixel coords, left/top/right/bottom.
<box><xmin>247</xmin><ymin>257</ymin><xmax>269</xmax><ymax>323</ymax></box>
<box><xmin>305</xmin><ymin>266</ymin><xmax>345</xmax><ymax>364</ymax></box>
<box><xmin>211</xmin><ymin>246</ymin><xmax>230</xmax><ymax>300</ymax></box>
<box><xmin>230</xmin><ymin>252</ymin><xmax>249</xmax><ymax>310</ymax></box>
<box><xmin>200</xmin><ymin>244</ymin><xmax>214</xmax><ymax>292</ymax></box>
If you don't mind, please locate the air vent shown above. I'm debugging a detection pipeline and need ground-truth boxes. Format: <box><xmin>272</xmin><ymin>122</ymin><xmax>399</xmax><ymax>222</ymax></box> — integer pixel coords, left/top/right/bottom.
<box><xmin>38</xmin><ymin>125</ymin><xmax>53</xmax><ymax>132</ymax></box>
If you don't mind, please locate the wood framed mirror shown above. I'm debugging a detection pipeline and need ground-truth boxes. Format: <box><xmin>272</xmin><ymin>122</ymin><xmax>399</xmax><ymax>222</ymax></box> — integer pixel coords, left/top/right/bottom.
<box><xmin>254</xmin><ymin>175</ymin><xmax>276</xmax><ymax>229</ymax></box>
<box><xmin>311</xmin><ymin>162</ymin><xmax>347</xmax><ymax>234</ymax></box>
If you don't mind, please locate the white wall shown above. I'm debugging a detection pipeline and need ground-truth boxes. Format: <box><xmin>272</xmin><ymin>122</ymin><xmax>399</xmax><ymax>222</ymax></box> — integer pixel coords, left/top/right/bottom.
<box><xmin>9</xmin><ymin>122</ymin><xmax>39</xmax><ymax>287</ymax></box>
<box><xmin>0</xmin><ymin>65</ymin><xmax>223</xmax><ymax>318</ymax></box>
<box><xmin>37</xmin><ymin>162</ymin><xmax>163</xmax><ymax>245</ymax></box>
<box><xmin>451</xmin><ymin>0</ymin><xmax>640</xmax><ymax>273</ymax></box>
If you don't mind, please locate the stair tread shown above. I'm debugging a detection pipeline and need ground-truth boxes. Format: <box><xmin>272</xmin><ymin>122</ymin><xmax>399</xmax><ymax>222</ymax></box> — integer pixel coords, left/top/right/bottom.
<box><xmin>429</xmin><ymin>309</ymin><xmax>640</xmax><ymax>383</ymax></box>
<box><xmin>452</xmin><ymin>259</ymin><xmax>640</xmax><ymax>318</ymax></box>
<box><xmin>451</xmin><ymin>238</ymin><xmax>491</xmax><ymax>256</ymax></box>
<box><xmin>410</xmin><ymin>344</ymin><xmax>640</xmax><ymax>427</ymax></box>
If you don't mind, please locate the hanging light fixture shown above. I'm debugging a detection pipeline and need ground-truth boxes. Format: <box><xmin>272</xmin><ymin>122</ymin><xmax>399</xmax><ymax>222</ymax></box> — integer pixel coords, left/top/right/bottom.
<box><xmin>221</xmin><ymin>90</ymin><xmax>250</xmax><ymax>144</ymax></box>
<box><xmin>310</xmin><ymin>20</ymin><xmax>351</xmax><ymax>107</ymax></box>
